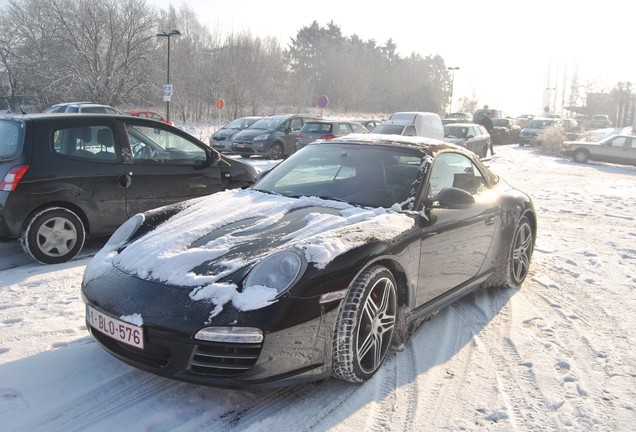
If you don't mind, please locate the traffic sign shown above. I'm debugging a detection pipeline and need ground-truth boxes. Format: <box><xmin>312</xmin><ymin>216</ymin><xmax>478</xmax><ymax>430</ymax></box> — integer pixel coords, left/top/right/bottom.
<box><xmin>215</xmin><ymin>98</ymin><xmax>225</xmax><ymax>110</ymax></box>
<box><xmin>163</xmin><ymin>84</ymin><xmax>173</xmax><ymax>97</ymax></box>
<box><xmin>317</xmin><ymin>95</ymin><xmax>329</xmax><ymax>109</ymax></box>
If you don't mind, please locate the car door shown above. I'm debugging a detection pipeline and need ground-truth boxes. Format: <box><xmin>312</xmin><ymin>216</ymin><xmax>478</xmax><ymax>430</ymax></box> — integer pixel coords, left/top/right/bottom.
<box><xmin>49</xmin><ymin>122</ymin><xmax>128</xmax><ymax>234</ymax></box>
<box><xmin>120</xmin><ymin>120</ymin><xmax>221</xmax><ymax>217</ymax></box>
<box><xmin>281</xmin><ymin>117</ymin><xmax>304</xmax><ymax>154</ymax></box>
<box><xmin>416</xmin><ymin>152</ymin><xmax>498</xmax><ymax>305</ymax></box>
<box><xmin>601</xmin><ymin>136</ymin><xmax>633</xmax><ymax>164</ymax></box>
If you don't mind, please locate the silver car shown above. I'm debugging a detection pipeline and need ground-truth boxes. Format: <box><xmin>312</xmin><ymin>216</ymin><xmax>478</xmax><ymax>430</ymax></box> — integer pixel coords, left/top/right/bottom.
<box><xmin>561</xmin><ymin>134</ymin><xmax>636</xmax><ymax>165</ymax></box>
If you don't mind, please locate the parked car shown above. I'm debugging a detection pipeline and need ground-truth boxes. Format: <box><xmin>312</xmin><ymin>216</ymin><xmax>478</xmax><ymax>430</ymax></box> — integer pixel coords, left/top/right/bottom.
<box><xmin>81</xmin><ymin>134</ymin><xmax>536</xmax><ymax>388</ymax></box>
<box><xmin>295</xmin><ymin>120</ymin><xmax>368</xmax><ymax>150</ymax></box>
<box><xmin>443</xmin><ymin>123</ymin><xmax>491</xmax><ymax>157</ymax></box>
<box><xmin>209</xmin><ymin>116</ymin><xmax>262</xmax><ymax>153</ymax></box>
<box><xmin>561</xmin><ymin>134</ymin><xmax>636</xmax><ymax>165</ymax></box>
<box><xmin>490</xmin><ymin>117</ymin><xmax>521</xmax><ymax>144</ymax></box>
<box><xmin>127</xmin><ymin>110</ymin><xmax>174</xmax><ymax>126</ymax></box>
<box><xmin>518</xmin><ymin>117</ymin><xmax>563</xmax><ymax>146</ymax></box>
<box><xmin>42</xmin><ymin>102</ymin><xmax>124</xmax><ymax>115</ymax></box>
<box><xmin>351</xmin><ymin>119</ymin><xmax>383</xmax><ymax>131</ymax></box>
<box><xmin>589</xmin><ymin>115</ymin><xmax>612</xmax><ymax>129</ymax></box>
<box><xmin>0</xmin><ymin>113</ymin><xmax>257</xmax><ymax>264</ymax></box>
<box><xmin>574</xmin><ymin>115</ymin><xmax>590</xmax><ymax>129</ymax></box>
<box><xmin>231</xmin><ymin>114</ymin><xmax>320</xmax><ymax>159</ymax></box>
<box><xmin>372</xmin><ymin>112</ymin><xmax>444</xmax><ymax>140</ymax></box>
<box><xmin>442</xmin><ymin>112</ymin><xmax>472</xmax><ymax>125</ymax></box>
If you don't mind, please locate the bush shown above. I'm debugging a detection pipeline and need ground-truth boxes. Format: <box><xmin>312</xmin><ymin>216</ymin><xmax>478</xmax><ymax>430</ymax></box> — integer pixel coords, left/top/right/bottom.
<box><xmin>536</xmin><ymin>126</ymin><xmax>565</xmax><ymax>155</ymax></box>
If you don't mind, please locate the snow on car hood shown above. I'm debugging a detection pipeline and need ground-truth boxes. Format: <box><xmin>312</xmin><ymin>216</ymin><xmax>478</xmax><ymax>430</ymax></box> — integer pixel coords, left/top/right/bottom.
<box><xmin>85</xmin><ymin>188</ymin><xmax>414</xmax><ymax>316</ymax></box>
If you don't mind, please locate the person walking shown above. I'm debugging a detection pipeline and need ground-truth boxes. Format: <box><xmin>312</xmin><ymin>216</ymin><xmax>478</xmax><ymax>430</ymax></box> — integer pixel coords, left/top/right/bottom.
<box><xmin>479</xmin><ymin>110</ymin><xmax>495</xmax><ymax>156</ymax></box>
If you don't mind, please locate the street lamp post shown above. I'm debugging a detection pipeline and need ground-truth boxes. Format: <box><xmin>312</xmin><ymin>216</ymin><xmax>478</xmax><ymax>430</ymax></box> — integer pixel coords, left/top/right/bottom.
<box><xmin>156</xmin><ymin>29</ymin><xmax>181</xmax><ymax>123</ymax></box>
<box><xmin>447</xmin><ymin>66</ymin><xmax>460</xmax><ymax>114</ymax></box>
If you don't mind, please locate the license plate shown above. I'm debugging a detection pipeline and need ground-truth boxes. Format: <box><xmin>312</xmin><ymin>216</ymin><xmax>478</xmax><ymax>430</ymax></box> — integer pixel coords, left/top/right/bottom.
<box><xmin>87</xmin><ymin>305</ymin><xmax>144</xmax><ymax>349</ymax></box>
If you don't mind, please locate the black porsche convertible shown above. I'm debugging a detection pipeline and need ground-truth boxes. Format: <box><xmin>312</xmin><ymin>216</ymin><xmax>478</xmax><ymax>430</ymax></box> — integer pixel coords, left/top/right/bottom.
<box><xmin>81</xmin><ymin>134</ymin><xmax>536</xmax><ymax>388</ymax></box>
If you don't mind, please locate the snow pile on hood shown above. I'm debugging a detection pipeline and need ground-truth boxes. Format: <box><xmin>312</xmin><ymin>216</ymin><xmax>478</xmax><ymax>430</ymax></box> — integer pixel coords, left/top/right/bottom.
<box><xmin>85</xmin><ymin>188</ymin><xmax>414</xmax><ymax>316</ymax></box>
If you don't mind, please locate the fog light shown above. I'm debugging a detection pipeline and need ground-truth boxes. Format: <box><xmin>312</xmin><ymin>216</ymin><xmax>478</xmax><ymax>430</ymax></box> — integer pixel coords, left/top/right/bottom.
<box><xmin>195</xmin><ymin>327</ymin><xmax>263</xmax><ymax>343</ymax></box>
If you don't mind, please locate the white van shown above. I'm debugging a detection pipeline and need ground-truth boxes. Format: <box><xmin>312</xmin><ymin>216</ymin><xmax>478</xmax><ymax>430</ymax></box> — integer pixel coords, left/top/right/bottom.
<box><xmin>372</xmin><ymin>112</ymin><xmax>444</xmax><ymax>140</ymax></box>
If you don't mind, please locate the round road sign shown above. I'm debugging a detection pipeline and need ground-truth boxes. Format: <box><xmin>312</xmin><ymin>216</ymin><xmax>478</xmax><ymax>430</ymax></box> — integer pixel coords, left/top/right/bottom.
<box><xmin>215</xmin><ymin>98</ymin><xmax>225</xmax><ymax>110</ymax></box>
<box><xmin>317</xmin><ymin>95</ymin><xmax>329</xmax><ymax>109</ymax></box>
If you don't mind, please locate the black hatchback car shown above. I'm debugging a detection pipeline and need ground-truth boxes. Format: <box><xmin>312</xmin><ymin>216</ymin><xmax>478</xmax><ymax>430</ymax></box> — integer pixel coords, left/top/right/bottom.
<box><xmin>0</xmin><ymin>114</ymin><xmax>257</xmax><ymax>264</ymax></box>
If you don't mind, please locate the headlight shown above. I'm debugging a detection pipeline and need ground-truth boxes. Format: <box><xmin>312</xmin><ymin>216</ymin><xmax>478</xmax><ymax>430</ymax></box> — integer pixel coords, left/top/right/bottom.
<box><xmin>105</xmin><ymin>213</ymin><xmax>144</xmax><ymax>250</ymax></box>
<box><xmin>253</xmin><ymin>133</ymin><xmax>269</xmax><ymax>142</ymax></box>
<box><xmin>244</xmin><ymin>251</ymin><xmax>305</xmax><ymax>297</ymax></box>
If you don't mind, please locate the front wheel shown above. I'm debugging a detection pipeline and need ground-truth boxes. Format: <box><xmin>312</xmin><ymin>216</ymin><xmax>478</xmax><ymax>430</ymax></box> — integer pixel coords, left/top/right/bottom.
<box><xmin>268</xmin><ymin>142</ymin><xmax>284</xmax><ymax>159</ymax></box>
<box><xmin>332</xmin><ymin>265</ymin><xmax>398</xmax><ymax>383</ymax></box>
<box><xmin>573</xmin><ymin>149</ymin><xmax>589</xmax><ymax>163</ymax></box>
<box><xmin>20</xmin><ymin>207</ymin><xmax>85</xmax><ymax>264</ymax></box>
<box><xmin>508</xmin><ymin>216</ymin><xmax>534</xmax><ymax>288</ymax></box>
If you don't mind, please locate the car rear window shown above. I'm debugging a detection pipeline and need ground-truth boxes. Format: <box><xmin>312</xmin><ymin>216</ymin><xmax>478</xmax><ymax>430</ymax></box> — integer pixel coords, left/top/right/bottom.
<box><xmin>301</xmin><ymin>122</ymin><xmax>332</xmax><ymax>133</ymax></box>
<box><xmin>0</xmin><ymin>120</ymin><xmax>24</xmax><ymax>160</ymax></box>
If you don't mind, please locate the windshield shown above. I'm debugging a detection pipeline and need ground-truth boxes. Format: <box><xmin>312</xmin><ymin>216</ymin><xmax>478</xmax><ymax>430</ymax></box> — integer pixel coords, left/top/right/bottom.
<box><xmin>253</xmin><ymin>142</ymin><xmax>426</xmax><ymax>208</ymax></box>
<box><xmin>249</xmin><ymin>116</ymin><xmax>285</xmax><ymax>131</ymax></box>
<box><xmin>224</xmin><ymin>117</ymin><xmax>258</xmax><ymax>130</ymax></box>
<box><xmin>492</xmin><ymin>119</ymin><xmax>509</xmax><ymax>127</ymax></box>
<box><xmin>444</xmin><ymin>126</ymin><xmax>468</xmax><ymax>138</ymax></box>
<box><xmin>371</xmin><ymin>124</ymin><xmax>405</xmax><ymax>135</ymax></box>
<box><xmin>526</xmin><ymin>119</ymin><xmax>554</xmax><ymax>129</ymax></box>
<box><xmin>0</xmin><ymin>119</ymin><xmax>24</xmax><ymax>159</ymax></box>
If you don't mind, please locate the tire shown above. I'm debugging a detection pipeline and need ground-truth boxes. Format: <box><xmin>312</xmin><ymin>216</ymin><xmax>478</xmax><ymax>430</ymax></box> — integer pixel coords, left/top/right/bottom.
<box><xmin>20</xmin><ymin>207</ymin><xmax>85</xmax><ymax>264</ymax></box>
<box><xmin>507</xmin><ymin>216</ymin><xmax>534</xmax><ymax>288</ymax></box>
<box><xmin>332</xmin><ymin>265</ymin><xmax>398</xmax><ymax>383</ymax></box>
<box><xmin>573</xmin><ymin>149</ymin><xmax>589</xmax><ymax>163</ymax></box>
<box><xmin>268</xmin><ymin>142</ymin><xmax>284</xmax><ymax>160</ymax></box>
<box><xmin>240</xmin><ymin>154</ymin><xmax>251</xmax><ymax>159</ymax></box>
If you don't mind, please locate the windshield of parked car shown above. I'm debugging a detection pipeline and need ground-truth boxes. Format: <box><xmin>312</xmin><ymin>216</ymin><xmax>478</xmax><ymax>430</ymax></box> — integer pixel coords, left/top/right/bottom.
<box><xmin>444</xmin><ymin>125</ymin><xmax>468</xmax><ymax>138</ymax></box>
<box><xmin>0</xmin><ymin>120</ymin><xmax>24</xmax><ymax>159</ymax></box>
<box><xmin>224</xmin><ymin>117</ymin><xmax>257</xmax><ymax>130</ymax></box>
<box><xmin>525</xmin><ymin>119</ymin><xmax>554</xmax><ymax>129</ymax></box>
<box><xmin>249</xmin><ymin>116</ymin><xmax>284</xmax><ymax>131</ymax></box>
<box><xmin>252</xmin><ymin>142</ymin><xmax>426</xmax><ymax>208</ymax></box>
<box><xmin>371</xmin><ymin>124</ymin><xmax>405</xmax><ymax>135</ymax></box>
<box><xmin>492</xmin><ymin>119</ymin><xmax>509</xmax><ymax>127</ymax></box>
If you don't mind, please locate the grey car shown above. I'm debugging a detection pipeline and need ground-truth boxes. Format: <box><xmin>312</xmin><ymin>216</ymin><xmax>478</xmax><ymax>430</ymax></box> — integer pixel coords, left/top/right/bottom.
<box><xmin>231</xmin><ymin>114</ymin><xmax>319</xmax><ymax>159</ymax></box>
<box><xmin>295</xmin><ymin>120</ymin><xmax>368</xmax><ymax>150</ymax></box>
<box><xmin>518</xmin><ymin>118</ymin><xmax>563</xmax><ymax>146</ymax></box>
<box><xmin>443</xmin><ymin>123</ymin><xmax>491</xmax><ymax>158</ymax></box>
<box><xmin>561</xmin><ymin>134</ymin><xmax>636</xmax><ymax>165</ymax></box>
<box><xmin>209</xmin><ymin>116</ymin><xmax>261</xmax><ymax>153</ymax></box>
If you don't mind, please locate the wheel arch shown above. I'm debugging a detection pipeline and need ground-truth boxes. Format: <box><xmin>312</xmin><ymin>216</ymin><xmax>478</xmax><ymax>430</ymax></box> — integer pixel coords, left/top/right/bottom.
<box><xmin>22</xmin><ymin>201</ymin><xmax>90</xmax><ymax>236</ymax></box>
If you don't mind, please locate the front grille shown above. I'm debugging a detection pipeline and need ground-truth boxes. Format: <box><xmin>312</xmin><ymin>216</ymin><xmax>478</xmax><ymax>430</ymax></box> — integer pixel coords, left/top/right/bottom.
<box><xmin>189</xmin><ymin>341</ymin><xmax>262</xmax><ymax>377</ymax></box>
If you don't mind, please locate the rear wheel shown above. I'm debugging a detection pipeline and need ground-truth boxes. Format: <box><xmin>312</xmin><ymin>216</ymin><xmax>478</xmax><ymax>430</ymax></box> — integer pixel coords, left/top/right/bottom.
<box><xmin>21</xmin><ymin>207</ymin><xmax>85</xmax><ymax>264</ymax></box>
<box><xmin>269</xmin><ymin>142</ymin><xmax>284</xmax><ymax>159</ymax></box>
<box><xmin>333</xmin><ymin>265</ymin><xmax>398</xmax><ymax>383</ymax></box>
<box><xmin>573</xmin><ymin>149</ymin><xmax>589</xmax><ymax>163</ymax></box>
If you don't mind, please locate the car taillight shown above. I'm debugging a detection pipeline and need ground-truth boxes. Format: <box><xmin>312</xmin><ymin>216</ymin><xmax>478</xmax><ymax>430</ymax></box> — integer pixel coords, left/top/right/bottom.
<box><xmin>0</xmin><ymin>165</ymin><xmax>30</xmax><ymax>192</ymax></box>
<box><xmin>296</xmin><ymin>134</ymin><xmax>303</xmax><ymax>140</ymax></box>
<box><xmin>320</xmin><ymin>134</ymin><xmax>336</xmax><ymax>140</ymax></box>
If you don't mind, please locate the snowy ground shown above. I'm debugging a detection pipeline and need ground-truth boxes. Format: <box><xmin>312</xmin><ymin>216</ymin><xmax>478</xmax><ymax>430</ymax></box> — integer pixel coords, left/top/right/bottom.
<box><xmin>0</xmin><ymin>143</ymin><xmax>634</xmax><ymax>431</ymax></box>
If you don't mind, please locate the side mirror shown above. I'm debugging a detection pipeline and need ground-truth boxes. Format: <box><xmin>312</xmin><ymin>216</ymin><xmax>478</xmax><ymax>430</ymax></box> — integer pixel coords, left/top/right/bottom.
<box><xmin>427</xmin><ymin>187</ymin><xmax>475</xmax><ymax>210</ymax></box>
<box><xmin>466</xmin><ymin>134</ymin><xmax>475</xmax><ymax>140</ymax></box>
<box><xmin>285</xmin><ymin>127</ymin><xmax>292</xmax><ymax>134</ymax></box>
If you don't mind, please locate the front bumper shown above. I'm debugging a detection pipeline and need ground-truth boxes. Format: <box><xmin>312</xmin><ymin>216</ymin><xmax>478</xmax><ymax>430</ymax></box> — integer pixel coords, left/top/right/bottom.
<box><xmin>82</xmin><ymin>266</ymin><xmax>341</xmax><ymax>388</ymax></box>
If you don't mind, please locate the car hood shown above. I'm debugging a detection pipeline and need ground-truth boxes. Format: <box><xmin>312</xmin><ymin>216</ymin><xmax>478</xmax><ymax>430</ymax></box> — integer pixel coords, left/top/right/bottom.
<box><xmin>84</xmin><ymin>189</ymin><xmax>415</xmax><ymax>315</ymax></box>
<box><xmin>233</xmin><ymin>128</ymin><xmax>273</xmax><ymax>140</ymax></box>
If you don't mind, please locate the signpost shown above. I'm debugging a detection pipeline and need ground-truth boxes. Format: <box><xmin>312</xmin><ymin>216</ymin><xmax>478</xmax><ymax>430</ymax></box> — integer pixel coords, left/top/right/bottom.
<box><xmin>215</xmin><ymin>98</ymin><xmax>225</xmax><ymax>110</ymax></box>
<box><xmin>163</xmin><ymin>84</ymin><xmax>173</xmax><ymax>102</ymax></box>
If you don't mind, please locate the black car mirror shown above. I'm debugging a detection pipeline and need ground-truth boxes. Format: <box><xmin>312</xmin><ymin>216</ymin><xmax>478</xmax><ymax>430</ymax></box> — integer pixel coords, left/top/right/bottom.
<box><xmin>467</xmin><ymin>135</ymin><xmax>475</xmax><ymax>139</ymax></box>
<box><xmin>427</xmin><ymin>187</ymin><xmax>475</xmax><ymax>210</ymax></box>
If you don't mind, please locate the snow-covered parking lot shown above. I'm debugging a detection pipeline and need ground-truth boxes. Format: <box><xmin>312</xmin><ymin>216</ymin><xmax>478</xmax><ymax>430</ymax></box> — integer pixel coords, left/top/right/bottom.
<box><xmin>0</xmin><ymin>143</ymin><xmax>634</xmax><ymax>431</ymax></box>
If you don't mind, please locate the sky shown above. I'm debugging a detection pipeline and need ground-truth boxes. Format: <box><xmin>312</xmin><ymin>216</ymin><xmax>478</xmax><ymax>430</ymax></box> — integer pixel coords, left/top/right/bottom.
<box><xmin>1</xmin><ymin>134</ymin><xmax>635</xmax><ymax>430</ymax></box>
<box><xmin>153</xmin><ymin>0</ymin><xmax>636</xmax><ymax>117</ymax></box>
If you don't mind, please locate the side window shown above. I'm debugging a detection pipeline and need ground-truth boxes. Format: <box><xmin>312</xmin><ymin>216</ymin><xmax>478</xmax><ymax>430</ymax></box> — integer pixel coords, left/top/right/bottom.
<box><xmin>428</xmin><ymin>153</ymin><xmax>486</xmax><ymax>197</ymax></box>
<box><xmin>53</xmin><ymin>125</ymin><xmax>118</xmax><ymax>161</ymax></box>
<box><xmin>351</xmin><ymin>123</ymin><xmax>368</xmax><ymax>133</ymax></box>
<box><xmin>403</xmin><ymin>125</ymin><xmax>417</xmax><ymax>136</ymax></box>
<box><xmin>338</xmin><ymin>123</ymin><xmax>352</xmax><ymax>134</ymax></box>
<box><xmin>127</xmin><ymin>124</ymin><xmax>206</xmax><ymax>165</ymax></box>
<box><xmin>610</xmin><ymin>137</ymin><xmax>626</xmax><ymax>147</ymax></box>
<box><xmin>149</xmin><ymin>113</ymin><xmax>162</xmax><ymax>121</ymax></box>
<box><xmin>290</xmin><ymin>118</ymin><xmax>303</xmax><ymax>131</ymax></box>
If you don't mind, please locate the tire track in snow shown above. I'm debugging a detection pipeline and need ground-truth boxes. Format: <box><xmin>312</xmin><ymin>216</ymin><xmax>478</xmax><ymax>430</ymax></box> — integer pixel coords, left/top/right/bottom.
<box><xmin>11</xmin><ymin>371</ymin><xmax>175</xmax><ymax>432</ymax></box>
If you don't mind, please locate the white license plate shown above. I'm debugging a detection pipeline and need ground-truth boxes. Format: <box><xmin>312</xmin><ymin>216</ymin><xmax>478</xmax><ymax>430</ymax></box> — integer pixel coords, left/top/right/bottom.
<box><xmin>87</xmin><ymin>305</ymin><xmax>144</xmax><ymax>349</ymax></box>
